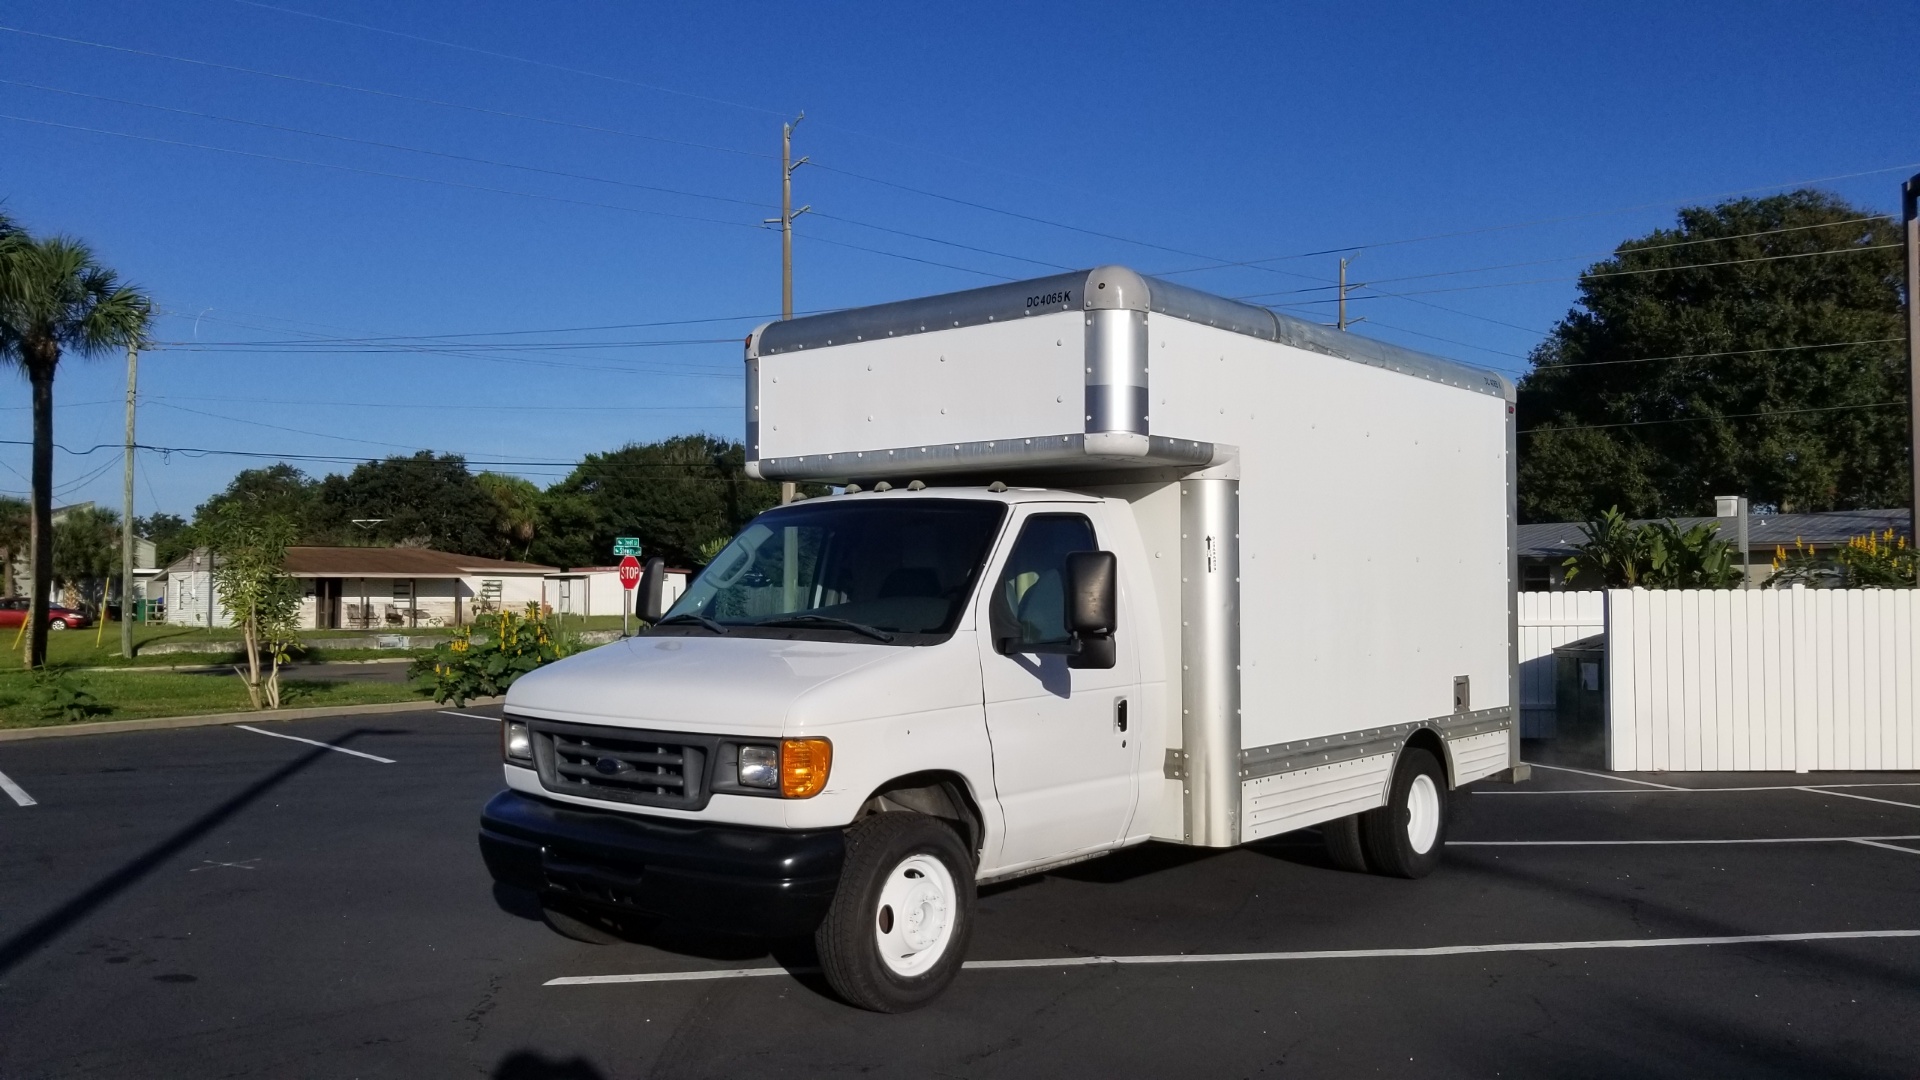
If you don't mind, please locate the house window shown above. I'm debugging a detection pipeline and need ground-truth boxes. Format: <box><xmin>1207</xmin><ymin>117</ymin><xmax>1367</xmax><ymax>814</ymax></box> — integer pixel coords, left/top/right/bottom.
<box><xmin>1521</xmin><ymin>562</ymin><xmax>1553</xmax><ymax>592</ymax></box>
<box><xmin>480</xmin><ymin>579</ymin><xmax>503</xmax><ymax>614</ymax></box>
<box><xmin>390</xmin><ymin>579</ymin><xmax>411</xmax><ymax>604</ymax></box>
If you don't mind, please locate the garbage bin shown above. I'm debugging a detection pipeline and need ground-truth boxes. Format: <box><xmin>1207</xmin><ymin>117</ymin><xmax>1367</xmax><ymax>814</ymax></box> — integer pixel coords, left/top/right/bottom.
<box><xmin>1553</xmin><ymin>634</ymin><xmax>1607</xmax><ymax>762</ymax></box>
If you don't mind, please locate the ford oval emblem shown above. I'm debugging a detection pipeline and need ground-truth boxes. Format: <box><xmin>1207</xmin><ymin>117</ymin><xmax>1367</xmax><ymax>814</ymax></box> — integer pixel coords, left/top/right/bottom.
<box><xmin>593</xmin><ymin>756</ymin><xmax>623</xmax><ymax>775</ymax></box>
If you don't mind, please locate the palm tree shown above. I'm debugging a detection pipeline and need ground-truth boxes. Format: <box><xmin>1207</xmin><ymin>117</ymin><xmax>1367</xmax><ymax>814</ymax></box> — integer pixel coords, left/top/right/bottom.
<box><xmin>0</xmin><ymin>224</ymin><xmax>152</xmax><ymax>668</ymax></box>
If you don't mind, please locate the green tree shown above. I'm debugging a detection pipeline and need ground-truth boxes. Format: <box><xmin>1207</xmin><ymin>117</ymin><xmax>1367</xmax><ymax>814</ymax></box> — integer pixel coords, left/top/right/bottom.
<box><xmin>192</xmin><ymin>464</ymin><xmax>324</xmax><ymax>542</ymax></box>
<box><xmin>0</xmin><ymin>494</ymin><xmax>25</xmax><ymax>596</ymax></box>
<box><xmin>533</xmin><ymin>435</ymin><xmax>784</xmax><ymax>569</ymax></box>
<box><xmin>135</xmin><ymin>511</ymin><xmax>192</xmax><ymax>567</ymax></box>
<box><xmin>475</xmin><ymin>472</ymin><xmax>542</xmax><ymax>561</ymax></box>
<box><xmin>52</xmin><ymin>505</ymin><xmax>119</xmax><ymax>614</ymax></box>
<box><xmin>1517</xmin><ymin>190</ymin><xmax>1907</xmax><ymax>523</ymax></box>
<box><xmin>204</xmin><ymin>502</ymin><xmax>302</xmax><ymax>710</ymax></box>
<box><xmin>0</xmin><ymin>222</ymin><xmax>153</xmax><ymax>668</ymax></box>
<box><xmin>313</xmin><ymin>452</ymin><xmax>497</xmax><ymax>554</ymax></box>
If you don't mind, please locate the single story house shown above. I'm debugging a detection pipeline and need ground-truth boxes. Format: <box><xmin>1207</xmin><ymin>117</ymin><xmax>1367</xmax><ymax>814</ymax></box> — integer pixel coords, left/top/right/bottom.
<box><xmin>1520</xmin><ymin>506</ymin><xmax>1911</xmax><ymax>591</ymax></box>
<box><xmin>160</xmin><ymin>546</ymin><xmax>558</xmax><ymax>630</ymax></box>
<box><xmin>545</xmin><ymin>565</ymin><xmax>692</xmax><ymax>619</ymax></box>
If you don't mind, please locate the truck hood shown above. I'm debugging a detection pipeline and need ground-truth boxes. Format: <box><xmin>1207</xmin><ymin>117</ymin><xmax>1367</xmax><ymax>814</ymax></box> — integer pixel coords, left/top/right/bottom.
<box><xmin>504</xmin><ymin>634</ymin><xmax>902</xmax><ymax>735</ymax></box>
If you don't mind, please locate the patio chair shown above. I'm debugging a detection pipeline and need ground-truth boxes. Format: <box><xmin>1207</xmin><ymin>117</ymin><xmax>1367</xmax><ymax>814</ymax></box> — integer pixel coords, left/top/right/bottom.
<box><xmin>384</xmin><ymin>604</ymin><xmax>406</xmax><ymax>627</ymax></box>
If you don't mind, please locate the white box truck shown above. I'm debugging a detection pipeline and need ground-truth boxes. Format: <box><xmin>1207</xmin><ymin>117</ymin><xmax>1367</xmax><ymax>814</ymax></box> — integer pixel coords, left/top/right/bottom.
<box><xmin>481</xmin><ymin>266</ymin><xmax>1524</xmax><ymax>1010</ymax></box>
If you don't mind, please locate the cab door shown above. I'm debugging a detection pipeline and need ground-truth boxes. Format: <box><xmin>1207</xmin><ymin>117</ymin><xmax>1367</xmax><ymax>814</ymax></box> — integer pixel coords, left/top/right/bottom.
<box><xmin>976</xmin><ymin>506</ymin><xmax>1141</xmax><ymax>872</ymax></box>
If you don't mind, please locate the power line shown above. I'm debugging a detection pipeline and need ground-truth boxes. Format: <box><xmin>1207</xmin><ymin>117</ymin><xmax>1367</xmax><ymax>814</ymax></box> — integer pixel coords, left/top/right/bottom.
<box><xmin>226</xmin><ymin>0</ymin><xmax>791</xmax><ymax>119</ymax></box>
<box><xmin>1529</xmin><ymin>337</ymin><xmax>1904</xmax><ymax>373</ymax></box>
<box><xmin>1517</xmin><ymin>400</ymin><xmax>1905</xmax><ymax>435</ymax></box>
<box><xmin>1244</xmin><ymin>242</ymin><xmax>1903</xmax><ymax>304</ymax></box>
<box><xmin>0</xmin><ymin>23</ymin><xmax>775</xmax><ymax>160</ymax></box>
<box><xmin>1155</xmin><ymin>162</ymin><xmax>1920</xmax><ymax>277</ymax></box>
<box><xmin>0</xmin><ymin>112</ymin><xmax>765</xmax><ymax>232</ymax></box>
<box><xmin>2</xmin><ymin>79</ymin><xmax>776</xmax><ymax>212</ymax></box>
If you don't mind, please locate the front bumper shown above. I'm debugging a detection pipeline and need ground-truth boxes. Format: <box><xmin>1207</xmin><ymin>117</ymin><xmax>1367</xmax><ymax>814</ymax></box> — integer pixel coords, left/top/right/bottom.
<box><xmin>478</xmin><ymin>789</ymin><xmax>845</xmax><ymax>937</ymax></box>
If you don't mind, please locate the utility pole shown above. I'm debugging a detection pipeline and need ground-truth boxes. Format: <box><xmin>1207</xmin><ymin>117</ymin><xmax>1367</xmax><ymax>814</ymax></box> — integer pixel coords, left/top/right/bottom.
<box><xmin>1903</xmin><ymin>172</ymin><xmax>1919</xmax><ymax>537</ymax></box>
<box><xmin>120</xmin><ymin>345</ymin><xmax>138</xmax><ymax>659</ymax></box>
<box><xmin>768</xmin><ymin>112</ymin><xmax>808</xmax><ymax>505</ymax></box>
<box><xmin>1337</xmin><ymin>255</ymin><xmax>1366</xmax><ymax>331</ymax></box>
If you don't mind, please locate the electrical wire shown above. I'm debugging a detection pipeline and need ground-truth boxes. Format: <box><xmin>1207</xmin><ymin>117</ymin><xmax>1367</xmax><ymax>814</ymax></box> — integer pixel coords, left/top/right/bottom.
<box><xmin>1</xmin><ymin>79</ymin><xmax>775</xmax><ymax>212</ymax></box>
<box><xmin>0</xmin><ymin>24</ymin><xmax>775</xmax><ymax>160</ymax></box>
<box><xmin>1517</xmin><ymin>400</ymin><xmax>1905</xmax><ymax>435</ymax></box>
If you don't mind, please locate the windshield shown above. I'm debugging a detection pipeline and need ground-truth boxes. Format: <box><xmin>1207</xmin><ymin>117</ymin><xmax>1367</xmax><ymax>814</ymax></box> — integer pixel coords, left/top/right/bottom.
<box><xmin>658</xmin><ymin>499</ymin><xmax>1008</xmax><ymax>644</ymax></box>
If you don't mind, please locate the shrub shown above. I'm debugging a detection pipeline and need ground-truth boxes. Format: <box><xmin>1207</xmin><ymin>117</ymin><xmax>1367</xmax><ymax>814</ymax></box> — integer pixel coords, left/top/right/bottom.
<box><xmin>31</xmin><ymin>670</ymin><xmax>110</xmax><ymax>723</ymax></box>
<box><xmin>411</xmin><ymin>602</ymin><xmax>577</xmax><ymax>706</ymax></box>
<box><xmin>1767</xmin><ymin>529</ymin><xmax>1916</xmax><ymax>588</ymax></box>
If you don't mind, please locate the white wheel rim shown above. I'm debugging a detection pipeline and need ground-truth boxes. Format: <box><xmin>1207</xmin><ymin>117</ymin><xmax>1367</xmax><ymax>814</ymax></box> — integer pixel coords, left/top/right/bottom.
<box><xmin>48</xmin><ymin>621</ymin><xmax>67</xmax><ymax>631</ymax></box>
<box><xmin>873</xmin><ymin>851</ymin><xmax>957</xmax><ymax>977</ymax></box>
<box><xmin>1406</xmin><ymin>774</ymin><xmax>1440</xmax><ymax>854</ymax></box>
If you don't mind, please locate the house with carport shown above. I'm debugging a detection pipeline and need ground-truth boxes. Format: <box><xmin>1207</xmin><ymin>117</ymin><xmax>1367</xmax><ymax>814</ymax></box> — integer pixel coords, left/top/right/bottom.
<box><xmin>159</xmin><ymin>546</ymin><xmax>557</xmax><ymax>629</ymax></box>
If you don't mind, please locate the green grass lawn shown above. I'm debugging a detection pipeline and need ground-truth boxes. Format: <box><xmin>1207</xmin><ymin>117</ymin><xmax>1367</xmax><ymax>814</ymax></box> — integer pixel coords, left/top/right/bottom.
<box><xmin>0</xmin><ymin>621</ymin><xmax>460</xmax><ymax>671</ymax></box>
<box><xmin>0</xmin><ymin>667</ymin><xmax>431</xmax><ymax>730</ymax></box>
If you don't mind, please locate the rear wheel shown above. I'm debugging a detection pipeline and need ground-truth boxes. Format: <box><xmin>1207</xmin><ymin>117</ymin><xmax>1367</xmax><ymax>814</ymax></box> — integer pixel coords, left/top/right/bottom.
<box><xmin>48</xmin><ymin>619</ymin><xmax>69</xmax><ymax>631</ymax></box>
<box><xmin>1322</xmin><ymin>813</ymin><xmax>1369</xmax><ymax>873</ymax></box>
<box><xmin>815</xmin><ymin>813</ymin><xmax>974</xmax><ymax>1012</ymax></box>
<box><xmin>1359</xmin><ymin>747</ymin><xmax>1448</xmax><ymax>879</ymax></box>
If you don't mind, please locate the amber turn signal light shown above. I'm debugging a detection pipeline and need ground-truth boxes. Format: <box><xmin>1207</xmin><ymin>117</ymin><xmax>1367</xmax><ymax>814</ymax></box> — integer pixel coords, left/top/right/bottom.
<box><xmin>780</xmin><ymin>737</ymin><xmax>832</xmax><ymax>798</ymax></box>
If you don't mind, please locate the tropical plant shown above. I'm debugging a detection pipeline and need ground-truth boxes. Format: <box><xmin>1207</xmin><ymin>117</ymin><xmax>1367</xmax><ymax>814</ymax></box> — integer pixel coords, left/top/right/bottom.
<box><xmin>204</xmin><ymin>503</ymin><xmax>303</xmax><ymax>710</ymax></box>
<box><xmin>1564</xmin><ymin>506</ymin><xmax>1741</xmax><ymax>589</ymax></box>
<box><xmin>411</xmin><ymin>601</ymin><xmax>576</xmax><ymax>706</ymax></box>
<box><xmin>1641</xmin><ymin>520</ymin><xmax>1743</xmax><ymax>589</ymax></box>
<box><xmin>0</xmin><ymin>223</ymin><xmax>152</xmax><ymax>669</ymax></box>
<box><xmin>1767</xmin><ymin>529</ymin><xmax>1916</xmax><ymax>588</ymax></box>
<box><xmin>476</xmin><ymin>472</ymin><xmax>542</xmax><ymax>560</ymax></box>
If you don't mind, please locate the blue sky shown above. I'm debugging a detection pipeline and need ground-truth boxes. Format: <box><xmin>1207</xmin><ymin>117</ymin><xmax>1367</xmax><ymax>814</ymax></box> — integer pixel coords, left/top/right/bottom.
<box><xmin>2</xmin><ymin>0</ymin><xmax>1914</xmax><ymax>519</ymax></box>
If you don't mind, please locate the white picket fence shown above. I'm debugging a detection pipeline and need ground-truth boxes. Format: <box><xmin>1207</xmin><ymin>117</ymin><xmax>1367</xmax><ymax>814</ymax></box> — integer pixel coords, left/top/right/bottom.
<box><xmin>1607</xmin><ymin>588</ymin><xmax>1920</xmax><ymax>772</ymax></box>
<box><xmin>1517</xmin><ymin>592</ymin><xmax>1605</xmax><ymax>738</ymax></box>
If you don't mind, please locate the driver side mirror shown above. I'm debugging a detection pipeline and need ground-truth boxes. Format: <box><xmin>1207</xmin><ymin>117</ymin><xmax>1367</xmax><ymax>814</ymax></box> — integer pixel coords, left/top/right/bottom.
<box><xmin>1064</xmin><ymin>550</ymin><xmax>1117</xmax><ymax>670</ymax></box>
<box><xmin>637</xmin><ymin>556</ymin><xmax>667</xmax><ymax>623</ymax></box>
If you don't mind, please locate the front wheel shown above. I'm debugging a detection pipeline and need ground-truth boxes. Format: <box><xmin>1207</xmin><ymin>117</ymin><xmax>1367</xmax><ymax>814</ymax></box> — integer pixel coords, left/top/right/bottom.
<box><xmin>48</xmin><ymin>619</ymin><xmax>70</xmax><ymax>631</ymax></box>
<box><xmin>1359</xmin><ymin>747</ymin><xmax>1448</xmax><ymax>878</ymax></box>
<box><xmin>815</xmin><ymin>813</ymin><xmax>974</xmax><ymax>1012</ymax></box>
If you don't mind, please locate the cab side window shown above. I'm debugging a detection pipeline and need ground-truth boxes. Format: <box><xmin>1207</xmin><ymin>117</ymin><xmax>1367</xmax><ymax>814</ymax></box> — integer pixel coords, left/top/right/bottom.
<box><xmin>994</xmin><ymin>514</ymin><xmax>1096</xmax><ymax>649</ymax></box>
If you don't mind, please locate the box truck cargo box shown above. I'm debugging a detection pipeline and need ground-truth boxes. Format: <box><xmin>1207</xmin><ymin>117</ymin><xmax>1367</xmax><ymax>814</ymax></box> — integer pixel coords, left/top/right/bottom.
<box><xmin>483</xmin><ymin>266</ymin><xmax>1521</xmax><ymax>1011</ymax></box>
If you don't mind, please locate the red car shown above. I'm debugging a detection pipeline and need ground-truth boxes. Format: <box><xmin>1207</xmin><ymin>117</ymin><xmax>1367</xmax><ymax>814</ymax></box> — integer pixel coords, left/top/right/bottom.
<box><xmin>0</xmin><ymin>597</ymin><xmax>90</xmax><ymax>630</ymax></box>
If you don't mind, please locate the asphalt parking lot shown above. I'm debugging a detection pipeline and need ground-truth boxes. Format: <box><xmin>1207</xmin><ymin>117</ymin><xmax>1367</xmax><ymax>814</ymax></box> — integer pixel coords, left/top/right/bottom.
<box><xmin>2</xmin><ymin>711</ymin><xmax>1918</xmax><ymax>1079</ymax></box>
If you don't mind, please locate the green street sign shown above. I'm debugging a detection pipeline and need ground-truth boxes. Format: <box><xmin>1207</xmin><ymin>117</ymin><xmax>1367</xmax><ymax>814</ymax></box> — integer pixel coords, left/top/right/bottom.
<box><xmin>612</xmin><ymin>537</ymin><xmax>642</xmax><ymax>557</ymax></box>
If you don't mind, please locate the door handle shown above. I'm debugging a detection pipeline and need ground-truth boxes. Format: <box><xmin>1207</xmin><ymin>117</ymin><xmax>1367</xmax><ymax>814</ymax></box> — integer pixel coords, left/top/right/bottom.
<box><xmin>1115</xmin><ymin>697</ymin><xmax>1128</xmax><ymax>733</ymax></box>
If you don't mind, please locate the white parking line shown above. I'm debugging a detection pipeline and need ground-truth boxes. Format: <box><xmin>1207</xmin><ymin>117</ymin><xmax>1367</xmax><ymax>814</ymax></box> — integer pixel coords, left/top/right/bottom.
<box><xmin>1524</xmin><ymin>763</ymin><xmax>1682</xmax><ymax>789</ymax></box>
<box><xmin>0</xmin><ymin>768</ymin><xmax>36</xmax><ymax>807</ymax></box>
<box><xmin>439</xmin><ymin>710</ymin><xmax>499</xmax><ymax>722</ymax></box>
<box><xmin>1450</xmin><ymin>834</ymin><xmax>1920</xmax><ymax>847</ymax></box>
<box><xmin>235</xmin><ymin>725</ymin><xmax>395</xmax><ymax>763</ymax></box>
<box><xmin>1851</xmin><ymin>839</ymin><xmax>1920</xmax><ymax>856</ymax></box>
<box><xmin>1798</xmin><ymin>787</ymin><xmax>1920</xmax><ymax>811</ymax></box>
<box><xmin>545</xmin><ymin>928</ymin><xmax>1920</xmax><ymax>987</ymax></box>
<box><xmin>1482</xmin><ymin>782</ymin><xmax>1920</xmax><ymax>796</ymax></box>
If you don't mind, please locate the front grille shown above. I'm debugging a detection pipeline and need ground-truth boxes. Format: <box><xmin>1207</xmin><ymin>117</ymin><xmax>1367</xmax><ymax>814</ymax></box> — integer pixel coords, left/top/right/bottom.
<box><xmin>527</xmin><ymin>719</ymin><xmax>714</xmax><ymax>810</ymax></box>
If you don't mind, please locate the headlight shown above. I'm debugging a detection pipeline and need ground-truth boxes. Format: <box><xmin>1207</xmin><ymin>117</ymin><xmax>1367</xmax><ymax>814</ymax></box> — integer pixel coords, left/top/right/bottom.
<box><xmin>780</xmin><ymin>737</ymin><xmax>832</xmax><ymax>799</ymax></box>
<box><xmin>503</xmin><ymin>721</ymin><xmax>533</xmax><ymax>763</ymax></box>
<box><xmin>738</xmin><ymin>745</ymin><xmax>778</xmax><ymax>789</ymax></box>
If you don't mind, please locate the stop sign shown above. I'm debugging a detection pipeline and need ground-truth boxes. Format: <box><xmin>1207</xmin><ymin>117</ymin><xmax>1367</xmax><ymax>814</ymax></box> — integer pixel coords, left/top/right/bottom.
<box><xmin>617</xmin><ymin>555</ymin><xmax>642</xmax><ymax>589</ymax></box>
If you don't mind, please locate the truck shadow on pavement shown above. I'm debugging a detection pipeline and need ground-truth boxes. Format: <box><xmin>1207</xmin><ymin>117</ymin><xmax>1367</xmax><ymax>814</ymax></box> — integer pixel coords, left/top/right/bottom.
<box><xmin>0</xmin><ymin>728</ymin><xmax>391</xmax><ymax>979</ymax></box>
<box><xmin>492</xmin><ymin>1050</ymin><xmax>609</xmax><ymax>1080</ymax></box>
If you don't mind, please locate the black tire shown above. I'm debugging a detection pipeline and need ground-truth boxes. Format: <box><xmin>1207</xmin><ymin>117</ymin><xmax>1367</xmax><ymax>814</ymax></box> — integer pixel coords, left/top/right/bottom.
<box><xmin>815</xmin><ymin>813</ymin><xmax>975</xmax><ymax>1012</ymax></box>
<box><xmin>1359</xmin><ymin>747</ymin><xmax>1448</xmax><ymax>879</ymax></box>
<box><xmin>1322</xmin><ymin>813</ymin><xmax>1369</xmax><ymax>873</ymax></box>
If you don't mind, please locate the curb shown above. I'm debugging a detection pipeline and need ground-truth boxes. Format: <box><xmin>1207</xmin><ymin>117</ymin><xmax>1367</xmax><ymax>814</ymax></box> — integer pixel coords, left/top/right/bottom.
<box><xmin>0</xmin><ymin>696</ymin><xmax>505</xmax><ymax>743</ymax></box>
<box><xmin>68</xmin><ymin>658</ymin><xmax>417</xmax><ymax>674</ymax></box>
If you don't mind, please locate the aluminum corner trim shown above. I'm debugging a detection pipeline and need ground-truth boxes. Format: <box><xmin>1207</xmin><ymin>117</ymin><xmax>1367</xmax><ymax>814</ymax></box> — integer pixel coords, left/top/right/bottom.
<box><xmin>1085</xmin><ymin>308</ymin><xmax>1148</xmax><ymax>436</ymax></box>
<box><xmin>1082</xmin><ymin>265</ymin><xmax>1151</xmax><ymax>312</ymax></box>
<box><xmin>1180</xmin><ymin>476</ymin><xmax>1241</xmax><ymax>847</ymax></box>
